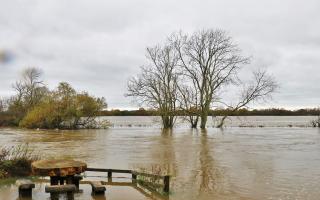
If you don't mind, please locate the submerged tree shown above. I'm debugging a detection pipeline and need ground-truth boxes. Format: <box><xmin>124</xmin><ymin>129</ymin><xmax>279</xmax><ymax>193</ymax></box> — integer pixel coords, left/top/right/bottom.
<box><xmin>128</xmin><ymin>29</ymin><xmax>278</xmax><ymax>129</ymax></box>
<box><xmin>172</xmin><ymin>30</ymin><xmax>249</xmax><ymax>128</ymax></box>
<box><xmin>127</xmin><ymin>44</ymin><xmax>180</xmax><ymax>128</ymax></box>
<box><xmin>177</xmin><ymin>83</ymin><xmax>200</xmax><ymax>128</ymax></box>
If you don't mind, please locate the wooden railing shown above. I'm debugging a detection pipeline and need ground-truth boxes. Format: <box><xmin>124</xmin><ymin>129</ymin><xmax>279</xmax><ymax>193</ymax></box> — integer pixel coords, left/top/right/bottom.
<box><xmin>86</xmin><ymin>167</ymin><xmax>170</xmax><ymax>193</ymax></box>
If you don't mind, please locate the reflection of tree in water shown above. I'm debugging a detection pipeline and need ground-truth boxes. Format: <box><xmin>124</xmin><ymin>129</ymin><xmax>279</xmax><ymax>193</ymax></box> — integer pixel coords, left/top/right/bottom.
<box><xmin>150</xmin><ymin>129</ymin><xmax>177</xmax><ymax>176</ymax></box>
<box><xmin>127</xmin><ymin>129</ymin><xmax>177</xmax><ymax>200</ymax></box>
<box><xmin>191</xmin><ymin>129</ymin><xmax>225</xmax><ymax>197</ymax></box>
<box><xmin>160</xmin><ymin>129</ymin><xmax>176</xmax><ymax>162</ymax></box>
<box><xmin>131</xmin><ymin>129</ymin><xmax>177</xmax><ymax>194</ymax></box>
<box><xmin>133</xmin><ymin>129</ymin><xmax>177</xmax><ymax>172</ymax></box>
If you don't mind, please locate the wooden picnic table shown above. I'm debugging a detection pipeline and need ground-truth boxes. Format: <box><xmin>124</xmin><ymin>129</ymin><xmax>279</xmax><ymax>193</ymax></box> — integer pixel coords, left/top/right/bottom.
<box><xmin>32</xmin><ymin>159</ymin><xmax>87</xmax><ymax>185</ymax></box>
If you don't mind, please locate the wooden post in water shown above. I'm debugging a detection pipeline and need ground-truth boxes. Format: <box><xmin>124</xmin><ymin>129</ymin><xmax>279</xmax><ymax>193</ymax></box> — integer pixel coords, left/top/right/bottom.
<box><xmin>108</xmin><ymin>171</ymin><xmax>112</xmax><ymax>178</ymax></box>
<box><xmin>132</xmin><ymin>173</ymin><xmax>137</xmax><ymax>184</ymax></box>
<box><xmin>163</xmin><ymin>176</ymin><xmax>170</xmax><ymax>193</ymax></box>
<box><xmin>132</xmin><ymin>173</ymin><xmax>137</xmax><ymax>180</ymax></box>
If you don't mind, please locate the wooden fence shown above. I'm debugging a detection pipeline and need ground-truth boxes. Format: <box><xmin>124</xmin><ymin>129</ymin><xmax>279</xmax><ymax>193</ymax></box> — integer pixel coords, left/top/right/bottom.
<box><xmin>86</xmin><ymin>167</ymin><xmax>170</xmax><ymax>193</ymax></box>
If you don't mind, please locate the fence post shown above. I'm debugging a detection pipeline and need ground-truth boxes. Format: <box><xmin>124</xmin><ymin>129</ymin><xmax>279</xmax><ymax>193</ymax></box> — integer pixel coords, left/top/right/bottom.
<box><xmin>108</xmin><ymin>171</ymin><xmax>112</xmax><ymax>178</ymax></box>
<box><xmin>132</xmin><ymin>172</ymin><xmax>137</xmax><ymax>184</ymax></box>
<box><xmin>132</xmin><ymin>173</ymin><xmax>137</xmax><ymax>180</ymax></box>
<box><xmin>164</xmin><ymin>176</ymin><xmax>170</xmax><ymax>193</ymax></box>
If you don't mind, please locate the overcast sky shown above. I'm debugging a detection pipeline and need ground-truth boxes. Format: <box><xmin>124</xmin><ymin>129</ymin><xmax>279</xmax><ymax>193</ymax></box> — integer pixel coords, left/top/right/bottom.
<box><xmin>0</xmin><ymin>0</ymin><xmax>320</xmax><ymax>110</ymax></box>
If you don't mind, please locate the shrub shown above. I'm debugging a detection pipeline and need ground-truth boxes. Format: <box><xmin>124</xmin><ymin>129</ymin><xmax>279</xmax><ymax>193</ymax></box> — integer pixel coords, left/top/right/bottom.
<box><xmin>19</xmin><ymin>82</ymin><xmax>107</xmax><ymax>129</ymax></box>
<box><xmin>0</xmin><ymin>144</ymin><xmax>40</xmax><ymax>178</ymax></box>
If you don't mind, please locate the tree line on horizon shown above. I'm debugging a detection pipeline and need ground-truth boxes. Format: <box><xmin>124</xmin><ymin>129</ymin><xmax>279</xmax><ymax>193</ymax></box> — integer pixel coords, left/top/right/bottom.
<box><xmin>100</xmin><ymin>108</ymin><xmax>320</xmax><ymax>117</ymax></box>
<box><xmin>126</xmin><ymin>29</ymin><xmax>278</xmax><ymax>129</ymax></box>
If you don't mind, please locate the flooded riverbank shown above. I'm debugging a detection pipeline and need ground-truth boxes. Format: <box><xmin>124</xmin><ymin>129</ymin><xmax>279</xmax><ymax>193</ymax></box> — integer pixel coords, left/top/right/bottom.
<box><xmin>0</xmin><ymin>116</ymin><xmax>320</xmax><ymax>199</ymax></box>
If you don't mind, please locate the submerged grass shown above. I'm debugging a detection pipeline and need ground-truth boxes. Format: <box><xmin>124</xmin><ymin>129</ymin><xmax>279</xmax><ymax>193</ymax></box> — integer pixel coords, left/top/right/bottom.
<box><xmin>0</xmin><ymin>144</ymin><xmax>40</xmax><ymax>179</ymax></box>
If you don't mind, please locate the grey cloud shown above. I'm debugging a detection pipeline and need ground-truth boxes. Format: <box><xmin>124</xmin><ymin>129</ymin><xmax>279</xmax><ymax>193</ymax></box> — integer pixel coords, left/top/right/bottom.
<box><xmin>0</xmin><ymin>0</ymin><xmax>320</xmax><ymax>109</ymax></box>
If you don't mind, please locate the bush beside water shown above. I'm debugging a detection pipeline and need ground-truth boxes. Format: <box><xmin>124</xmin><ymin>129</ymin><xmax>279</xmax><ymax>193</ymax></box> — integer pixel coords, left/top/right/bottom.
<box><xmin>0</xmin><ymin>144</ymin><xmax>40</xmax><ymax>179</ymax></box>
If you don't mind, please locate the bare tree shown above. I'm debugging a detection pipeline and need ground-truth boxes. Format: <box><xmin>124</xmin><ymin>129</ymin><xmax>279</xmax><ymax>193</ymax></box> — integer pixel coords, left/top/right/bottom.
<box><xmin>7</xmin><ymin>67</ymin><xmax>47</xmax><ymax>124</ymax></box>
<box><xmin>172</xmin><ymin>29</ymin><xmax>249</xmax><ymax>128</ymax></box>
<box><xmin>128</xmin><ymin>29</ymin><xmax>278</xmax><ymax>129</ymax></box>
<box><xmin>127</xmin><ymin>44</ymin><xmax>180</xmax><ymax>128</ymax></box>
<box><xmin>216</xmin><ymin>70</ymin><xmax>278</xmax><ymax>128</ymax></box>
<box><xmin>177</xmin><ymin>82</ymin><xmax>200</xmax><ymax>128</ymax></box>
<box><xmin>22</xmin><ymin>67</ymin><xmax>46</xmax><ymax>108</ymax></box>
<box><xmin>12</xmin><ymin>67</ymin><xmax>46</xmax><ymax>110</ymax></box>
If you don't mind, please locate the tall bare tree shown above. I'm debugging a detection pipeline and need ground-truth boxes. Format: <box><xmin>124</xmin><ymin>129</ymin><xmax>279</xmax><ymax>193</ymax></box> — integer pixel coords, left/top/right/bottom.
<box><xmin>172</xmin><ymin>30</ymin><xmax>249</xmax><ymax>128</ymax></box>
<box><xmin>9</xmin><ymin>67</ymin><xmax>47</xmax><ymax>121</ymax></box>
<box><xmin>127</xmin><ymin>45</ymin><xmax>180</xmax><ymax>128</ymax></box>
<box><xmin>216</xmin><ymin>69</ymin><xmax>278</xmax><ymax>128</ymax></box>
<box><xmin>128</xmin><ymin>29</ymin><xmax>277</xmax><ymax>129</ymax></box>
<box><xmin>21</xmin><ymin>67</ymin><xmax>46</xmax><ymax>108</ymax></box>
<box><xmin>12</xmin><ymin>67</ymin><xmax>46</xmax><ymax>107</ymax></box>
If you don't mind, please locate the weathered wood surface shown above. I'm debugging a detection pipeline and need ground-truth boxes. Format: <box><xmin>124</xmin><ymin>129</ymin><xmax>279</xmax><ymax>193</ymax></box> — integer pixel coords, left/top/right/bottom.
<box><xmin>132</xmin><ymin>171</ymin><xmax>167</xmax><ymax>179</ymax></box>
<box><xmin>32</xmin><ymin>159</ymin><xmax>87</xmax><ymax>176</ymax></box>
<box><xmin>86</xmin><ymin>167</ymin><xmax>132</xmax><ymax>173</ymax></box>
<box><xmin>163</xmin><ymin>176</ymin><xmax>170</xmax><ymax>193</ymax></box>
<box><xmin>45</xmin><ymin>184</ymin><xmax>76</xmax><ymax>193</ymax></box>
<box><xmin>87</xmin><ymin>168</ymin><xmax>168</xmax><ymax>179</ymax></box>
<box><xmin>16</xmin><ymin>179</ymin><xmax>35</xmax><ymax>189</ymax></box>
<box><xmin>45</xmin><ymin>185</ymin><xmax>76</xmax><ymax>200</ymax></box>
<box><xmin>89</xmin><ymin>181</ymin><xmax>106</xmax><ymax>194</ymax></box>
<box><xmin>16</xmin><ymin>179</ymin><xmax>35</xmax><ymax>198</ymax></box>
<box><xmin>86</xmin><ymin>167</ymin><xmax>170</xmax><ymax>192</ymax></box>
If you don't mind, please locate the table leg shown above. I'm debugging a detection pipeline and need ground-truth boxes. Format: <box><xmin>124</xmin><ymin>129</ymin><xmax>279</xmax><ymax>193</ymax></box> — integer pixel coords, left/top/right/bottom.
<box><xmin>66</xmin><ymin>175</ymin><xmax>74</xmax><ymax>184</ymax></box>
<box><xmin>50</xmin><ymin>176</ymin><xmax>59</xmax><ymax>185</ymax></box>
<box><xmin>59</xmin><ymin>176</ymin><xmax>65</xmax><ymax>185</ymax></box>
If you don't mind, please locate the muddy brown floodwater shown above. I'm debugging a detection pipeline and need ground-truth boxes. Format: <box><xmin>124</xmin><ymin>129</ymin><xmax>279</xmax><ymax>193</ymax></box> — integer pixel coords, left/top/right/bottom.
<box><xmin>0</xmin><ymin>116</ymin><xmax>320</xmax><ymax>200</ymax></box>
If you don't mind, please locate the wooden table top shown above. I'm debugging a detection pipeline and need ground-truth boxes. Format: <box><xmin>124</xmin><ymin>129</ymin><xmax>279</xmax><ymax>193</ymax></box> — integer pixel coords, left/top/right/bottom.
<box><xmin>32</xmin><ymin>159</ymin><xmax>87</xmax><ymax>177</ymax></box>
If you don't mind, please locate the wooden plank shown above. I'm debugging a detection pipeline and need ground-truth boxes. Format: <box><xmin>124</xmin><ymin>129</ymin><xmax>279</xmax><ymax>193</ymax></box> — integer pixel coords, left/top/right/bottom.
<box><xmin>16</xmin><ymin>179</ymin><xmax>35</xmax><ymax>189</ymax></box>
<box><xmin>89</xmin><ymin>181</ymin><xmax>106</xmax><ymax>194</ymax></box>
<box><xmin>163</xmin><ymin>176</ymin><xmax>170</xmax><ymax>193</ymax></box>
<box><xmin>86</xmin><ymin>168</ymin><xmax>132</xmax><ymax>173</ymax></box>
<box><xmin>132</xmin><ymin>171</ymin><xmax>166</xmax><ymax>179</ymax></box>
<box><xmin>137</xmin><ymin>180</ymin><xmax>164</xmax><ymax>189</ymax></box>
<box><xmin>45</xmin><ymin>185</ymin><xmax>76</xmax><ymax>193</ymax></box>
<box><xmin>101</xmin><ymin>181</ymin><xmax>133</xmax><ymax>187</ymax></box>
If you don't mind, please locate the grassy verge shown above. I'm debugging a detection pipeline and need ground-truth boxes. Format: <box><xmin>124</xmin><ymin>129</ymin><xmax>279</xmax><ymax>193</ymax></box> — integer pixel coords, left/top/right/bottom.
<box><xmin>0</xmin><ymin>144</ymin><xmax>40</xmax><ymax>179</ymax></box>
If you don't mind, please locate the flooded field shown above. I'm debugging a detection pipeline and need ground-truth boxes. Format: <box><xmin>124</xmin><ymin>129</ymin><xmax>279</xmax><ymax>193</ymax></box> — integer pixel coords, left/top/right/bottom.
<box><xmin>1</xmin><ymin>116</ymin><xmax>320</xmax><ymax>200</ymax></box>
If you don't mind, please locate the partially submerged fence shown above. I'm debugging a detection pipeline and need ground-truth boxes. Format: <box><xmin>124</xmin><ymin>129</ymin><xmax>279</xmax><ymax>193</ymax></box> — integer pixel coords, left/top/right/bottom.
<box><xmin>86</xmin><ymin>167</ymin><xmax>170</xmax><ymax>193</ymax></box>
